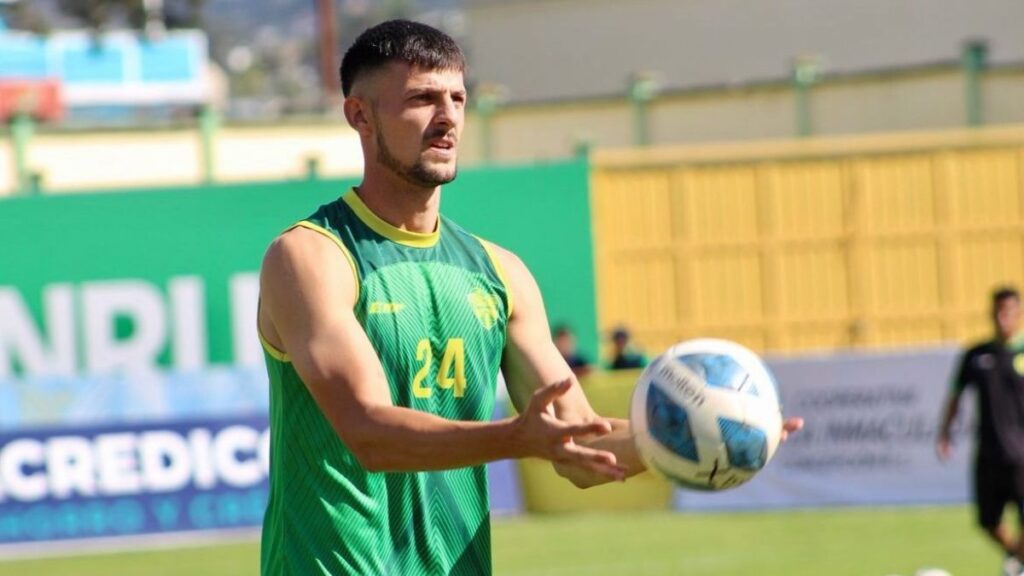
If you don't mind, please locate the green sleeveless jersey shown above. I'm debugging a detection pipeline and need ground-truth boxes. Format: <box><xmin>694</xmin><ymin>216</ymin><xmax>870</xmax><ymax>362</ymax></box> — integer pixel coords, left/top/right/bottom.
<box><xmin>260</xmin><ymin>190</ymin><xmax>512</xmax><ymax>575</ymax></box>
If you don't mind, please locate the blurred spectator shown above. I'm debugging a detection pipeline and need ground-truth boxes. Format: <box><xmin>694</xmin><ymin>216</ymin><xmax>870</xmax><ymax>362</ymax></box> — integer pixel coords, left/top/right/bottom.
<box><xmin>608</xmin><ymin>326</ymin><xmax>648</xmax><ymax>370</ymax></box>
<box><xmin>553</xmin><ymin>324</ymin><xmax>592</xmax><ymax>377</ymax></box>
<box><xmin>937</xmin><ymin>286</ymin><xmax>1024</xmax><ymax>576</ymax></box>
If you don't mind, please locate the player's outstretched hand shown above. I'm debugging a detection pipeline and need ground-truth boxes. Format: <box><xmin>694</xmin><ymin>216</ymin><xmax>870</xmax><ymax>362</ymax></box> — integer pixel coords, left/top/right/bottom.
<box><xmin>780</xmin><ymin>417</ymin><xmax>804</xmax><ymax>443</ymax></box>
<box><xmin>515</xmin><ymin>379</ymin><xmax>626</xmax><ymax>481</ymax></box>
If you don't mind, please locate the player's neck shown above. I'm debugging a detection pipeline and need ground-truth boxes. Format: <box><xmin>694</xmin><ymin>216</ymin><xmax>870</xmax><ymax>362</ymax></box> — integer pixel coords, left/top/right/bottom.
<box><xmin>355</xmin><ymin>169</ymin><xmax>441</xmax><ymax>235</ymax></box>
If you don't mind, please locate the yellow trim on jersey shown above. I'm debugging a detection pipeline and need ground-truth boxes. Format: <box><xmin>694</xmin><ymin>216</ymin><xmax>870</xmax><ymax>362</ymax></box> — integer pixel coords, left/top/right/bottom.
<box><xmin>291</xmin><ymin>220</ymin><xmax>362</xmax><ymax>302</ymax></box>
<box><xmin>259</xmin><ymin>330</ymin><xmax>291</xmax><ymax>363</ymax></box>
<box><xmin>477</xmin><ymin>237</ymin><xmax>515</xmax><ymax>318</ymax></box>
<box><xmin>343</xmin><ymin>189</ymin><xmax>441</xmax><ymax>248</ymax></box>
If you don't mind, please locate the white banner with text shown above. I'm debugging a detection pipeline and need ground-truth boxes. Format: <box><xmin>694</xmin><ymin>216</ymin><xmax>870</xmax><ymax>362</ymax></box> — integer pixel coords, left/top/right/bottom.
<box><xmin>674</xmin><ymin>348</ymin><xmax>976</xmax><ymax>510</ymax></box>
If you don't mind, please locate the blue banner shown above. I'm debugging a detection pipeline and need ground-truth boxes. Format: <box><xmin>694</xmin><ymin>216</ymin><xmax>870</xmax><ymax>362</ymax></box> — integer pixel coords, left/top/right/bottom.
<box><xmin>0</xmin><ymin>368</ymin><xmax>522</xmax><ymax>546</ymax></box>
<box><xmin>0</xmin><ymin>415</ymin><xmax>268</xmax><ymax>544</ymax></box>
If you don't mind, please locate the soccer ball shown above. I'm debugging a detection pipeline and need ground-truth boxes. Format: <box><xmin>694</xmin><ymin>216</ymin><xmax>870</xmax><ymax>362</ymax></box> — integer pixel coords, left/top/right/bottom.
<box><xmin>630</xmin><ymin>338</ymin><xmax>783</xmax><ymax>491</ymax></box>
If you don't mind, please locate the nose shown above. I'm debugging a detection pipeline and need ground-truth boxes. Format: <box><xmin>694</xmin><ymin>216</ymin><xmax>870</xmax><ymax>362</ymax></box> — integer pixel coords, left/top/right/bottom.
<box><xmin>434</xmin><ymin>94</ymin><xmax>460</xmax><ymax>129</ymax></box>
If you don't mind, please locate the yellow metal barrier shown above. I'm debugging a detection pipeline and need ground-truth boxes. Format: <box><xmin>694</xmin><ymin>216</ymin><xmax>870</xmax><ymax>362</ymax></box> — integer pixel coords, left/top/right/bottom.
<box><xmin>516</xmin><ymin>370</ymin><xmax>674</xmax><ymax>513</ymax></box>
<box><xmin>591</xmin><ymin>125</ymin><xmax>1024</xmax><ymax>355</ymax></box>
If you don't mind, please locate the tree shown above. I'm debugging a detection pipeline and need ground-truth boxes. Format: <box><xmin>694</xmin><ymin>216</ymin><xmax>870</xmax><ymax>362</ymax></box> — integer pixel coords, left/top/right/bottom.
<box><xmin>163</xmin><ymin>0</ymin><xmax>204</xmax><ymax>28</ymax></box>
<box><xmin>1</xmin><ymin>0</ymin><xmax>52</xmax><ymax>34</ymax></box>
<box><xmin>55</xmin><ymin>0</ymin><xmax>205</xmax><ymax>31</ymax></box>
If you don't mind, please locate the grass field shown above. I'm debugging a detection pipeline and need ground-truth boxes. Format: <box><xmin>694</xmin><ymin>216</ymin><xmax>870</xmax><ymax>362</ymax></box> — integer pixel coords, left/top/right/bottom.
<box><xmin>0</xmin><ymin>506</ymin><xmax>1001</xmax><ymax>576</ymax></box>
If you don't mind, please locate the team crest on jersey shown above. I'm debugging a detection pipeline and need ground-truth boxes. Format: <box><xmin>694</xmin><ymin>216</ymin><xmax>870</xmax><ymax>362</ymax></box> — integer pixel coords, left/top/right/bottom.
<box><xmin>467</xmin><ymin>287</ymin><xmax>500</xmax><ymax>330</ymax></box>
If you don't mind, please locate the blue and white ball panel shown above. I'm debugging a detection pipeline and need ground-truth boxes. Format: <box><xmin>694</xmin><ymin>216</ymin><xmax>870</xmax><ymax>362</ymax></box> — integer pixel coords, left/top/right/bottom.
<box><xmin>632</xmin><ymin>397</ymin><xmax>759</xmax><ymax>490</ymax></box>
<box><xmin>631</xmin><ymin>358</ymin><xmax>755</xmax><ymax>490</ymax></box>
<box><xmin>644</xmin><ymin>356</ymin><xmax>728</xmax><ymax>442</ymax></box>
<box><xmin>717</xmin><ymin>416</ymin><xmax>768</xmax><ymax>470</ymax></box>
<box><xmin>671</xmin><ymin>339</ymin><xmax>781</xmax><ymax>407</ymax></box>
<box><xmin>676</xmin><ymin>351</ymin><xmax>780</xmax><ymax>470</ymax></box>
<box><xmin>676</xmin><ymin>353</ymin><xmax>756</xmax><ymax>396</ymax></box>
<box><xmin>733</xmin><ymin>381</ymin><xmax>783</xmax><ymax>469</ymax></box>
<box><xmin>631</xmin><ymin>382</ymin><xmax>732</xmax><ymax>490</ymax></box>
<box><xmin>645</xmin><ymin>384</ymin><xmax>699</xmax><ymax>463</ymax></box>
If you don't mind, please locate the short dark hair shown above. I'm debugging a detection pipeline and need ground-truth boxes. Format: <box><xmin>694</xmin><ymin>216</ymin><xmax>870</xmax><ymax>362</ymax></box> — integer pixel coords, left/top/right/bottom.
<box><xmin>553</xmin><ymin>324</ymin><xmax>573</xmax><ymax>338</ymax></box>
<box><xmin>993</xmin><ymin>286</ymin><xmax>1020</xmax><ymax>308</ymax></box>
<box><xmin>339</xmin><ymin>20</ymin><xmax>465</xmax><ymax>97</ymax></box>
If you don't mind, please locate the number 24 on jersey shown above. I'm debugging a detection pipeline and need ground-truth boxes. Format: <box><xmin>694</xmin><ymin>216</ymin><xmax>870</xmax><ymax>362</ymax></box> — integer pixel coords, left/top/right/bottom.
<box><xmin>412</xmin><ymin>338</ymin><xmax>466</xmax><ymax>399</ymax></box>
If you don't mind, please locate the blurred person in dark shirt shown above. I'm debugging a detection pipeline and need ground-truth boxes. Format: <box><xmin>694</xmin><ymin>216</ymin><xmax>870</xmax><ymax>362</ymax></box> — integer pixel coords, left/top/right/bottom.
<box><xmin>607</xmin><ymin>326</ymin><xmax>648</xmax><ymax>370</ymax></box>
<box><xmin>938</xmin><ymin>286</ymin><xmax>1024</xmax><ymax>576</ymax></box>
<box><xmin>553</xmin><ymin>324</ymin><xmax>592</xmax><ymax>377</ymax></box>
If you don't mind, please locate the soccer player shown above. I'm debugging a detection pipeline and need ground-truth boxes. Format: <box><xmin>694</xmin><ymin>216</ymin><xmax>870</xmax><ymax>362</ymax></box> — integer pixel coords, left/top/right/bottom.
<box><xmin>938</xmin><ymin>287</ymin><xmax>1024</xmax><ymax>576</ymax></box>
<box><xmin>258</xmin><ymin>20</ymin><xmax>801</xmax><ymax>575</ymax></box>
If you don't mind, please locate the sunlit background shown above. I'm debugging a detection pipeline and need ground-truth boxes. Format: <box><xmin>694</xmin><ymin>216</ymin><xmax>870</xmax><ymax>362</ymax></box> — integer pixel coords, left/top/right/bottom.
<box><xmin>2</xmin><ymin>1</ymin><xmax>1024</xmax><ymax>574</ymax></box>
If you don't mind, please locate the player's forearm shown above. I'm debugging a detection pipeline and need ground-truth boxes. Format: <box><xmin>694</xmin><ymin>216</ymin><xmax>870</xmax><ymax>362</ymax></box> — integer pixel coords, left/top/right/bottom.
<box><xmin>341</xmin><ymin>405</ymin><xmax>527</xmax><ymax>472</ymax></box>
<box><xmin>588</xmin><ymin>419</ymin><xmax>646</xmax><ymax>474</ymax></box>
<box><xmin>555</xmin><ymin>418</ymin><xmax>645</xmax><ymax>488</ymax></box>
<box><xmin>938</xmin><ymin>396</ymin><xmax>960</xmax><ymax>439</ymax></box>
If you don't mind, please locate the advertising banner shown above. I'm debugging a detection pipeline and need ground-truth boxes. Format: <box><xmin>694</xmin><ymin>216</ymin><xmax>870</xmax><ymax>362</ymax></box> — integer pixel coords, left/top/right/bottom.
<box><xmin>675</xmin><ymin>348</ymin><xmax>976</xmax><ymax>510</ymax></box>
<box><xmin>0</xmin><ymin>415</ymin><xmax>269</xmax><ymax>544</ymax></box>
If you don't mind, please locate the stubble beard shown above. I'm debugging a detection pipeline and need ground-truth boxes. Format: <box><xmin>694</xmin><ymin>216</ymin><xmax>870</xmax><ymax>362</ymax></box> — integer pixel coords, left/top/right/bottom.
<box><xmin>375</xmin><ymin>124</ymin><xmax>458</xmax><ymax>190</ymax></box>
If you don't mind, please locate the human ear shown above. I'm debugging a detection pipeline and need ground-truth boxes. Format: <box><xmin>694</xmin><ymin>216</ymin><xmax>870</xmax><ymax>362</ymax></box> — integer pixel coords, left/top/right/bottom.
<box><xmin>343</xmin><ymin>96</ymin><xmax>373</xmax><ymax>137</ymax></box>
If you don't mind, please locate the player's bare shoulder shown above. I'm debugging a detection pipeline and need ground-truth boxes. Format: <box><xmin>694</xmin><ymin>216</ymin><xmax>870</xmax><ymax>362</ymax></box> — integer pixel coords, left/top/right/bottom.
<box><xmin>263</xmin><ymin>226</ymin><xmax>354</xmax><ymax>286</ymax></box>
<box><xmin>479</xmin><ymin>239</ymin><xmax>529</xmax><ymax>287</ymax></box>
<box><xmin>259</xmin><ymin>225</ymin><xmax>358</xmax><ymax>333</ymax></box>
<box><xmin>262</xmin><ymin>228</ymin><xmax>320</xmax><ymax>292</ymax></box>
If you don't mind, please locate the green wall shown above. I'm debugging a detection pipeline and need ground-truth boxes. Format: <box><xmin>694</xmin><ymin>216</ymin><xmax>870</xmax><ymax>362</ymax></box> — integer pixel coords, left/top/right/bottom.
<box><xmin>444</xmin><ymin>159</ymin><xmax>599</xmax><ymax>359</ymax></box>
<box><xmin>0</xmin><ymin>159</ymin><xmax>598</xmax><ymax>373</ymax></box>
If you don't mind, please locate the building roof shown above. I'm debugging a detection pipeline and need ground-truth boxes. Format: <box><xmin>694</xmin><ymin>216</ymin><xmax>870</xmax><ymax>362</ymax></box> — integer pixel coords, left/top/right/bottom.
<box><xmin>463</xmin><ymin>0</ymin><xmax>1024</xmax><ymax>103</ymax></box>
